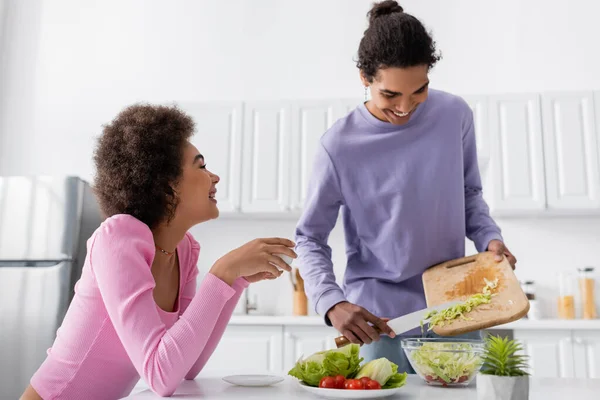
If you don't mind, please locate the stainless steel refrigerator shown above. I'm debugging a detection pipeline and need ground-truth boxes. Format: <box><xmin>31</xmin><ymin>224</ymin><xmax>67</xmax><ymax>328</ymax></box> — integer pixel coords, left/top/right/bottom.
<box><xmin>0</xmin><ymin>176</ymin><xmax>105</xmax><ymax>399</ymax></box>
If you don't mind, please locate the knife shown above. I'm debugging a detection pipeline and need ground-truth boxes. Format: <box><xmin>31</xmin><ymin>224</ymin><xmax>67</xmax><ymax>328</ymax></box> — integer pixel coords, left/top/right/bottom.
<box><xmin>333</xmin><ymin>300</ymin><xmax>463</xmax><ymax>348</ymax></box>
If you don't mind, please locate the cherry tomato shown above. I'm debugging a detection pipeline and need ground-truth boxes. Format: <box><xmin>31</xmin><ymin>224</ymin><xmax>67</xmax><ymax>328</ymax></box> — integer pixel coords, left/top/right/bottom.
<box><xmin>334</xmin><ymin>375</ymin><xmax>346</xmax><ymax>389</ymax></box>
<box><xmin>359</xmin><ymin>377</ymin><xmax>371</xmax><ymax>386</ymax></box>
<box><xmin>319</xmin><ymin>376</ymin><xmax>336</xmax><ymax>389</ymax></box>
<box><xmin>344</xmin><ymin>379</ymin><xmax>364</xmax><ymax>390</ymax></box>
<box><xmin>366</xmin><ymin>379</ymin><xmax>381</xmax><ymax>390</ymax></box>
<box><xmin>458</xmin><ymin>375</ymin><xmax>469</xmax><ymax>383</ymax></box>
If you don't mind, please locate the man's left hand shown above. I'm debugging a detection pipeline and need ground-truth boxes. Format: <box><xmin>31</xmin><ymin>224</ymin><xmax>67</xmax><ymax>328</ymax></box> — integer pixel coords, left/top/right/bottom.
<box><xmin>487</xmin><ymin>240</ymin><xmax>517</xmax><ymax>269</ymax></box>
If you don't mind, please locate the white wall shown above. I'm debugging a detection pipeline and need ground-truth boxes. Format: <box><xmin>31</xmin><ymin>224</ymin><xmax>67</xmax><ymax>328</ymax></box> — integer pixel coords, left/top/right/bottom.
<box><xmin>0</xmin><ymin>0</ymin><xmax>599</xmax><ymax>318</ymax></box>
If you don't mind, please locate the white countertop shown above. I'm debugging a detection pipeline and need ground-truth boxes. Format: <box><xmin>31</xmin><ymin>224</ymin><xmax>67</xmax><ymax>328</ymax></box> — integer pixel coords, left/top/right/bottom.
<box><xmin>124</xmin><ymin>373</ymin><xmax>599</xmax><ymax>399</ymax></box>
<box><xmin>229</xmin><ymin>315</ymin><xmax>600</xmax><ymax>330</ymax></box>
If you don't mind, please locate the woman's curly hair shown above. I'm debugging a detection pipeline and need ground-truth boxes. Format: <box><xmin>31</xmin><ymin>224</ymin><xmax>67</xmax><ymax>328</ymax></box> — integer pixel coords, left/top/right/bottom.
<box><xmin>357</xmin><ymin>1</ymin><xmax>441</xmax><ymax>82</ymax></box>
<box><xmin>93</xmin><ymin>103</ymin><xmax>195</xmax><ymax>229</ymax></box>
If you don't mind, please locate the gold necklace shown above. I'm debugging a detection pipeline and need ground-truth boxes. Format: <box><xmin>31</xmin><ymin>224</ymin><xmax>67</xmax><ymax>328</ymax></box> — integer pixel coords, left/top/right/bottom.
<box><xmin>155</xmin><ymin>244</ymin><xmax>175</xmax><ymax>256</ymax></box>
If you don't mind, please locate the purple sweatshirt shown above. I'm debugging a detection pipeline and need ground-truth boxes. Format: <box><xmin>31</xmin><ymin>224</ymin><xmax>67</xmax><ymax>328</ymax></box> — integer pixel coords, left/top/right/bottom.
<box><xmin>294</xmin><ymin>89</ymin><xmax>503</xmax><ymax>328</ymax></box>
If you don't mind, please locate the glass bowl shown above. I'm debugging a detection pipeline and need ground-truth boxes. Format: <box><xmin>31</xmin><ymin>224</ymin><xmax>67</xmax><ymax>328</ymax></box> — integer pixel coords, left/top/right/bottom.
<box><xmin>401</xmin><ymin>338</ymin><xmax>485</xmax><ymax>387</ymax></box>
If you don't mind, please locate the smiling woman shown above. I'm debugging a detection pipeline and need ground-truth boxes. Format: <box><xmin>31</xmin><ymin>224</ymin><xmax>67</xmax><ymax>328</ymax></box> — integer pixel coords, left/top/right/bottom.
<box><xmin>20</xmin><ymin>104</ymin><xmax>296</xmax><ymax>400</ymax></box>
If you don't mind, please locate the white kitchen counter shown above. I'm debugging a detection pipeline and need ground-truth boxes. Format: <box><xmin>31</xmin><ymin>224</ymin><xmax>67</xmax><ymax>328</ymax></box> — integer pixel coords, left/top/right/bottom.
<box><xmin>124</xmin><ymin>374</ymin><xmax>599</xmax><ymax>399</ymax></box>
<box><xmin>229</xmin><ymin>315</ymin><xmax>600</xmax><ymax>330</ymax></box>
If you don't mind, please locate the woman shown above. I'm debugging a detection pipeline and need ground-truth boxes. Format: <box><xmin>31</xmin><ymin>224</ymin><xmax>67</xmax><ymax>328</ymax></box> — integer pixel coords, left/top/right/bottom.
<box><xmin>21</xmin><ymin>104</ymin><xmax>296</xmax><ymax>399</ymax></box>
<box><xmin>295</xmin><ymin>0</ymin><xmax>517</xmax><ymax>372</ymax></box>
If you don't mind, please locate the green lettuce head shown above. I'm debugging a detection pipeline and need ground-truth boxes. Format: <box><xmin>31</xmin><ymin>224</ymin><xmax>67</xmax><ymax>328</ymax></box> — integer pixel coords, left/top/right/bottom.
<box><xmin>355</xmin><ymin>358</ymin><xmax>408</xmax><ymax>388</ymax></box>
<box><xmin>287</xmin><ymin>344</ymin><xmax>363</xmax><ymax>386</ymax></box>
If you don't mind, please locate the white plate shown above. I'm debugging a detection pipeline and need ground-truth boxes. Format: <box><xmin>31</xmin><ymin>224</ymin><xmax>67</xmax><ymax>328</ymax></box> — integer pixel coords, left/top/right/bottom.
<box><xmin>222</xmin><ymin>374</ymin><xmax>284</xmax><ymax>387</ymax></box>
<box><xmin>297</xmin><ymin>382</ymin><xmax>403</xmax><ymax>399</ymax></box>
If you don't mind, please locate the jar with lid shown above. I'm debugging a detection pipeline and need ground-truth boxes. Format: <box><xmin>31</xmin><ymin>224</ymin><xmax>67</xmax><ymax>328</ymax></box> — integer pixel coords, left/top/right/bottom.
<box><xmin>578</xmin><ymin>267</ymin><xmax>597</xmax><ymax>319</ymax></box>
<box><xmin>520</xmin><ymin>281</ymin><xmax>540</xmax><ymax>319</ymax></box>
<box><xmin>558</xmin><ymin>272</ymin><xmax>576</xmax><ymax>319</ymax></box>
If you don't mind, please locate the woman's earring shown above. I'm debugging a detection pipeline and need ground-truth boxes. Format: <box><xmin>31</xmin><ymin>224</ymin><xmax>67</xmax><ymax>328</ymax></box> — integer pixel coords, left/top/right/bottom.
<box><xmin>364</xmin><ymin>86</ymin><xmax>368</xmax><ymax>101</ymax></box>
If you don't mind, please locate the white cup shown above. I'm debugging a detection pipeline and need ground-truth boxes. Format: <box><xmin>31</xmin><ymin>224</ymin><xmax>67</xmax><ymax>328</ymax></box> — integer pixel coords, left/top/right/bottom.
<box><xmin>272</xmin><ymin>253</ymin><xmax>293</xmax><ymax>270</ymax></box>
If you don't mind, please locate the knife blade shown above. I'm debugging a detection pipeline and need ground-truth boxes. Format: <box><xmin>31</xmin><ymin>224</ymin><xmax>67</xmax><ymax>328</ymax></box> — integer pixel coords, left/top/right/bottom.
<box><xmin>333</xmin><ymin>300</ymin><xmax>463</xmax><ymax>348</ymax></box>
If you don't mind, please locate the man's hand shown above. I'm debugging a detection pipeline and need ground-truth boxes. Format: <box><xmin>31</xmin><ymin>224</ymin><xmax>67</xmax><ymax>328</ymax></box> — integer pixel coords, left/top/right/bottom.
<box><xmin>487</xmin><ymin>239</ymin><xmax>517</xmax><ymax>269</ymax></box>
<box><xmin>327</xmin><ymin>302</ymin><xmax>395</xmax><ymax>345</ymax></box>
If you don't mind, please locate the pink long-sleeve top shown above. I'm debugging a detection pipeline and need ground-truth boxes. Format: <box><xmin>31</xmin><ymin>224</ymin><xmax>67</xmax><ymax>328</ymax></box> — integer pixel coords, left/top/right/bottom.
<box><xmin>30</xmin><ymin>214</ymin><xmax>248</xmax><ymax>399</ymax></box>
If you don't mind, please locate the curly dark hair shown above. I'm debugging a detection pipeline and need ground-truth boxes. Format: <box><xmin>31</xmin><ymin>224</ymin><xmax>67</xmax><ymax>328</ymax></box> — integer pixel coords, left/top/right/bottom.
<box><xmin>93</xmin><ymin>103</ymin><xmax>195</xmax><ymax>229</ymax></box>
<box><xmin>357</xmin><ymin>1</ymin><xmax>441</xmax><ymax>82</ymax></box>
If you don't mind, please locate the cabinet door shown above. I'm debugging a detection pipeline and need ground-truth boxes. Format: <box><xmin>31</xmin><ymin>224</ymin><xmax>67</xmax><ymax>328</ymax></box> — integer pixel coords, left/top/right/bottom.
<box><xmin>572</xmin><ymin>330</ymin><xmax>600</xmax><ymax>379</ymax></box>
<box><xmin>542</xmin><ymin>92</ymin><xmax>600</xmax><ymax>210</ymax></box>
<box><xmin>487</xmin><ymin>94</ymin><xmax>546</xmax><ymax>213</ymax></box>
<box><xmin>283</xmin><ymin>326</ymin><xmax>339</xmax><ymax>371</ymax></box>
<box><xmin>464</xmin><ymin>95</ymin><xmax>490</xmax><ymax>161</ymax></box>
<box><xmin>202</xmin><ymin>325</ymin><xmax>283</xmax><ymax>372</ymax></box>
<box><xmin>513</xmin><ymin>330</ymin><xmax>574</xmax><ymax>378</ymax></box>
<box><xmin>340</xmin><ymin>98</ymin><xmax>362</xmax><ymax>116</ymax></box>
<box><xmin>181</xmin><ymin>102</ymin><xmax>243</xmax><ymax>213</ymax></box>
<box><xmin>290</xmin><ymin>101</ymin><xmax>338</xmax><ymax>211</ymax></box>
<box><xmin>241</xmin><ymin>102</ymin><xmax>292</xmax><ymax>213</ymax></box>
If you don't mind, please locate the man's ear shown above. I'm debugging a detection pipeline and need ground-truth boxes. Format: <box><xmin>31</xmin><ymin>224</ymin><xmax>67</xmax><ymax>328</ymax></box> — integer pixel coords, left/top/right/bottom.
<box><xmin>359</xmin><ymin>70</ymin><xmax>371</xmax><ymax>87</ymax></box>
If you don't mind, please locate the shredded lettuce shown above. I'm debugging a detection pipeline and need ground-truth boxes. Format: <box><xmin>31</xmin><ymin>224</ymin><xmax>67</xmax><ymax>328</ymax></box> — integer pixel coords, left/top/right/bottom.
<box><xmin>422</xmin><ymin>278</ymin><xmax>498</xmax><ymax>332</ymax></box>
<box><xmin>409</xmin><ymin>342</ymin><xmax>483</xmax><ymax>384</ymax></box>
<box><xmin>354</xmin><ymin>358</ymin><xmax>408</xmax><ymax>388</ymax></box>
<box><xmin>287</xmin><ymin>344</ymin><xmax>363</xmax><ymax>387</ymax></box>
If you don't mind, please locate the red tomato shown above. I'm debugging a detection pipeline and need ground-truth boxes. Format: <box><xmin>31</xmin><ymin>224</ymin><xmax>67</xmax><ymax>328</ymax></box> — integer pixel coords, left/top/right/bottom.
<box><xmin>319</xmin><ymin>376</ymin><xmax>337</xmax><ymax>389</ymax></box>
<box><xmin>359</xmin><ymin>377</ymin><xmax>371</xmax><ymax>386</ymax></box>
<box><xmin>458</xmin><ymin>375</ymin><xmax>469</xmax><ymax>383</ymax></box>
<box><xmin>334</xmin><ymin>375</ymin><xmax>346</xmax><ymax>389</ymax></box>
<box><xmin>366</xmin><ymin>379</ymin><xmax>382</xmax><ymax>390</ymax></box>
<box><xmin>344</xmin><ymin>379</ymin><xmax>365</xmax><ymax>390</ymax></box>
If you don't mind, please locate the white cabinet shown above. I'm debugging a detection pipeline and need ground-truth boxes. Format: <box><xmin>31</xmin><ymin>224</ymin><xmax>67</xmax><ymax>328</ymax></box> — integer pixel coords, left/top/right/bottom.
<box><xmin>541</xmin><ymin>92</ymin><xmax>600</xmax><ymax>210</ymax></box>
<box><xmin>283</xmin><ymin>326</ymin><xmax>338</xmax><ymax>371</ymax></box>
<box><xmin>179</xmin><ymin>91</ymin><xmax>600</xmax><ymax>217</ymax></box>
<box><xmin>181</xmin><ymin>102</ymin><xmax>243</xmax><ymax>213</ymax></box>
<box><xmin>513</xmin><ymin>329</ymin><xmax>600</xmax><ymax>379</ymax></box>
<box><xmin>464</xmin><ymin>95</ymin><xmax>490</xmax><ymax>161</ymax></box>
<box><xmin>487</xmin><ymin>94</ymin><xmax>546</xmax><ymax>213</ymax></box>
<box><xmin>241</xmin><ymin>102</ymin><xmax>292</xmax><ymax>213</ymax></box>
<box><xmin>203</xmin><ymin>325</ymin><xmax>283</xmax><ymax>372</ymax></box>
<box><xmin>207</xmin><ymin>322</ymin><xmax>600</xmax><ymax>380</ymax></box>
<box><xmin>513</xmin><ymin>330</ymin><xmax>574</xmax><ymax>378</ymax></box>
<box><xmin>290</xmin><ymin>101</ymin><xmax>338</xmax><ymax>211</ymax></box>
<box><xmin>340</xmin><ymin>98</ymin><xmax>362</xmax><ymax>116</ymax></box>
<box><xmin>573</xmin><ymin>330</ymin><xmax>600</xmax><ymax>379</ymax></box>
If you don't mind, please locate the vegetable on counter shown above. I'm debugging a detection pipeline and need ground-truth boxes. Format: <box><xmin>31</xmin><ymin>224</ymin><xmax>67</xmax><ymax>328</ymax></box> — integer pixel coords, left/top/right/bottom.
<box><xmin>409</xmin><ymin>342</ymin><xmax>483</xmax><ymax>385</ymax></box>
<box><xmin>355</xmin><ymin>358</ymin><xmax>407</xmax><ymax>388</ymax></box>
<box><xmin>287</xmin><ymin>344</ymin><xmax>363</xmax><ymax>387</ymax></box>
<box><xmin>288</xmin><ymin>345</ymin><xmax>407</xmax><ymax>390</ymax></box>
<box><xmin>422</xmin><ymin>278</ymin><xmax>499</xmax><ymax>332</ymax></box>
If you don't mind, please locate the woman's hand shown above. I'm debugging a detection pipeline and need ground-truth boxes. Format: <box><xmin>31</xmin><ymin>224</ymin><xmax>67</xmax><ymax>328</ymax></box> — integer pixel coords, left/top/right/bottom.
<box><xmin>210</xmin><ymin>237</ymin><xmax>296</xmax><ymax>285</ymax></box>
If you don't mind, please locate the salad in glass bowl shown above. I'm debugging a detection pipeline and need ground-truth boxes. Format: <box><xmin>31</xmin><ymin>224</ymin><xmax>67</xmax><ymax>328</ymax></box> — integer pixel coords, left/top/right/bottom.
<box><xmin>401</xmin><ymin>338</ymin><xmax>484</xmax><ymax>387</ymax></box>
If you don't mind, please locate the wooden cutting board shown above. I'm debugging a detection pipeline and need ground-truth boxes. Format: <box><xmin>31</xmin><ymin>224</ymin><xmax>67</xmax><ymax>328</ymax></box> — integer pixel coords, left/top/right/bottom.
<box><xmin>422</xmin><ymin>251</ymin><xmax>530</xmax><ymax>336</ymax></box>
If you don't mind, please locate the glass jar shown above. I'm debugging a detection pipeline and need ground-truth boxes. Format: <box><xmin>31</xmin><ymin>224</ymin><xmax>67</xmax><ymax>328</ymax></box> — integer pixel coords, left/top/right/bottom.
<box><xmin>522</xmin><ymin>281</ymin><xmax>536</xmax><ymax>301</ymax></box>
<box><xmin>521</xmin><ymin>281</ymin><xmax>540</xmax><ymax>319</ymax></box>
<box><xmin>558</xmin><ymin>272</ymin><xmax>576</xmax><ymax>319</ymax></box>
<box><xmin>578</xmin><ymin>267</ymin><xmax>597</xmax><ymax>320</ymax></box>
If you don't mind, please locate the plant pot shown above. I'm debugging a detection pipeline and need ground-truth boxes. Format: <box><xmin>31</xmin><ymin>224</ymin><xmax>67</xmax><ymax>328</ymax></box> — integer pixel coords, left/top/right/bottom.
<box><xmin>476</xmin><ymin>374</ymin><xmax>529</xmax><ymax>400</ymax></box>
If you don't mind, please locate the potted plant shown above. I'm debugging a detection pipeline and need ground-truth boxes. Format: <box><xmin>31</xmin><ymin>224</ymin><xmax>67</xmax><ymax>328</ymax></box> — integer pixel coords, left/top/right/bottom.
<box><xmin>477</xmin><ymin>334</ymin><xmax>530</xmax><ymax>400</ymax></box>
